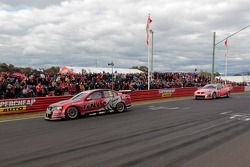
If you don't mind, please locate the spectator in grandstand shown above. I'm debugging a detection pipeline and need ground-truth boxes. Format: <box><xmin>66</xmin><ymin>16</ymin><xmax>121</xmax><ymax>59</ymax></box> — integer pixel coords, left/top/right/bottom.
<box><xmin>0</xmin><ymin>70</ymin><xmax>215</xmax><ymax>99</ymax></box>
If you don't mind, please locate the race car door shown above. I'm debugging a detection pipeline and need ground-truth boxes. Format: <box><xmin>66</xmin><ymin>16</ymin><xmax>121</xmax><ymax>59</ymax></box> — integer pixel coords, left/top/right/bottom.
<box><xmin>83</xmin><ymin>90</ymin><xmax>105</xmax><ymax>113</ymax></box>
<box><xmin>217</xmin><ymin>84</ymin><xmax>224</xmax><ymax>97</ymax></box>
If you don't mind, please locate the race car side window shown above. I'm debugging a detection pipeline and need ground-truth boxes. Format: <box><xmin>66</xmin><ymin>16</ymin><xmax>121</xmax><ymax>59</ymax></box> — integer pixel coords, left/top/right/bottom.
<box><xmin>88</xmin><ymin>91</ymin><xmax>103</xmax><ymax>100</ymax></box>
<box><xmin>103</xmin><ymin>90</ymin><xmax>114</xmax><ymax>98</ymax></box>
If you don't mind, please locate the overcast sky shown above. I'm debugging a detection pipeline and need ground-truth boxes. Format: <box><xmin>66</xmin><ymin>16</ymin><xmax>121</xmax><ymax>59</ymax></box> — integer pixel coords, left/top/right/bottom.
<box><xmin>0</xmin><ymin>0</ymin><xmax>249</xmax><ymax>74</ymax></box>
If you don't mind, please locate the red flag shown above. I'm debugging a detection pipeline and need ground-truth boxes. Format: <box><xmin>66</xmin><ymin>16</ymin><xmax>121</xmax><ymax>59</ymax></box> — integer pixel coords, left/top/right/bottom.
<box><xmin>224</xmin><ymin>39</ymin><xmax>228</xmax><ymax>47</ymax></box>
<box><xmin>224</xmin><ymin>39</ymin><xmax>228</xmax><ymax>57</ymax></box>
<box><xmin>146</xmin><ymin>14</ymin><xmax>152</xmax><ymax>46</ymax></box>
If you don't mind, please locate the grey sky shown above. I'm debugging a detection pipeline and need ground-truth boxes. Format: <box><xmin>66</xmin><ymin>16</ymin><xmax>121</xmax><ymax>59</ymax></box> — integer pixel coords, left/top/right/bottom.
<box><xmin>0</xmin><ymin>0</ymin><xmax>249</xmax><ymax>74</ymax></box>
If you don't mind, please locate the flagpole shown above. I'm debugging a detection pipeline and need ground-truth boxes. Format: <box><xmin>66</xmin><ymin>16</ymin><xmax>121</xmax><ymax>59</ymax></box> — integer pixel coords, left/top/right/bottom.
<box><xmin>146</xmin><ymin>14</ymin><xmax>152</xmax><ymax>90</ymax></box>
<box><xmin>211</xmin><ymin>25</ymin><xmax>249</xmax><ymax>84</ymax></box>
<box><xmin>150</xmin><ymin>30</ymin><xmax>154</xmax><ymax>82</ymax></box>
<box><xmin>225</xmin><ymin>55</ymin><xmax>227</xmax><ymax>84</ymax></box>
<box><xmin>148</xmin><ymin>42</ymin><xmax>150</xmax><ymax>90</ymax></box>
<box><xmin>225</xmin><ymin>42</ymin><xmax>228</xmax><ymax>84</ymax></box>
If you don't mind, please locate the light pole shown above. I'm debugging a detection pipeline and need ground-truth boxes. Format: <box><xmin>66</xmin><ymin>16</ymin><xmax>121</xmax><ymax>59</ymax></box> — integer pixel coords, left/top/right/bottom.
<box><xmin>211</xmin><ymin>25</ymin><xmax>250</xmax><ymax>83</ymax></box>
<box><xmin>108</xmin><ymin>61</ymin><xmax>114</xmax><ymax>90</ymax></box>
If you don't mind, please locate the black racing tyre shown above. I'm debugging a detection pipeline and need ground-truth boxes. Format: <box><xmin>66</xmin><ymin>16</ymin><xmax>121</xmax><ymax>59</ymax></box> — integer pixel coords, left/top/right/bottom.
<box><xmin>212</xmin><ymin>92</ymin><xmax>217</xmax><ymax>99</ymax></box>
<box><xmin>66</xmin><ymin>107</ymin><xmax>79</xmax><ymax>119</ymax></box>
<box><xmin>116</xmin><ymin>102</ymin><xmax>126</xmax><ymax>113</ymax></box>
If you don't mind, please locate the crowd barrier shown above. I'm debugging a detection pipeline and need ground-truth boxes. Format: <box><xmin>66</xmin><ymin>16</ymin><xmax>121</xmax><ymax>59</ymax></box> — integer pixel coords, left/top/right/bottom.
<box><xmin>129</xmin><ymin>87</ymin><xmax>197</xmax><ymax>102</ymax></box>
<box><xmin>245</xmin><ymin>86</ymin><xmax>250</xmax><ymax>92</ymax></box>
<box><xmin>0</xmin><ymin>86</ymin><xmax>246</xmax><ymax>115</ymax></box>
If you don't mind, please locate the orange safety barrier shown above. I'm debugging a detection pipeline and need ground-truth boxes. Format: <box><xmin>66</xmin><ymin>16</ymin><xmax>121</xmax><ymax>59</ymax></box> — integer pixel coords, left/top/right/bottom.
<box><xmin>0</xmin><ymin>86</ymin><xmax>245</xmax><ymax>115</ymax></box>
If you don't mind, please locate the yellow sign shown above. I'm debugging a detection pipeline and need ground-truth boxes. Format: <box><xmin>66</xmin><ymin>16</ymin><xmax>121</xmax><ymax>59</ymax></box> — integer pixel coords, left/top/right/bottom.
<box><xmin>159</xmin><ymin>89</ymin><xmax>175</xmax><ymax>97</ymax></box>
<box><xmin>162</xmin><ymin>92</ymin><xmax>172</xmax><ymax>97</ymax></box>
<box><xmin>0</xmin><ymin>106</ymin><xmax>27</xmax><ymax>113</ymax></box>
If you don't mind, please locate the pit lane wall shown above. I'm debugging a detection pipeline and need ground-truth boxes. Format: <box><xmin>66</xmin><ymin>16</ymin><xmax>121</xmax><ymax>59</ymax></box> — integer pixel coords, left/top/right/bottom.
<box><xmin>0</xmin><ymin>86</ymin><xmax>245</xmax><ymax>115</ymax></box>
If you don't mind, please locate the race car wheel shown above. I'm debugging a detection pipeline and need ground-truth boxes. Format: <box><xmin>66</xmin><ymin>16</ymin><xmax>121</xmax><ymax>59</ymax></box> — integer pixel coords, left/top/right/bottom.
<box><xmin>116</xmin><ymin>102</ymin><xmax>125</xmax><ymax>113</ymax></box>
<box><xmin>66</xmin><ymin>107</ymin><xmax>79</xmax><ymax>119</ymax></box>
<box><xmin>212</xmin><ymin>92</ymin><xmax>217</xmax><ymax>99</ymax></box>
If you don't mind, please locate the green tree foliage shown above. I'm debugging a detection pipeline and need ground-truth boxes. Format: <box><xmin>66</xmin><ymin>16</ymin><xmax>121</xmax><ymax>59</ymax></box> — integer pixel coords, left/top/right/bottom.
<box><xmin>44</xmin><ymin>66</ymin><xmax>60</xmax><ymax>73</ymax></box>
<box><xmin>0</xmin><ymin>63</ymin><xmax>59</xmax><ymax>74</ymax></box>
<box><xmin>131</xmin><ymin>66</ymin><xmax>148</xmax><ymax>72</ymax></box>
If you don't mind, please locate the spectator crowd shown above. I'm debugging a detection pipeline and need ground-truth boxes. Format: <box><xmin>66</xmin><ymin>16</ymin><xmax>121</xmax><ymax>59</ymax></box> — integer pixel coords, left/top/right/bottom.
<box><xmin>0</xmin><ymin>70</ymin><xmax>241</xmax><ymax>99</ymax></box>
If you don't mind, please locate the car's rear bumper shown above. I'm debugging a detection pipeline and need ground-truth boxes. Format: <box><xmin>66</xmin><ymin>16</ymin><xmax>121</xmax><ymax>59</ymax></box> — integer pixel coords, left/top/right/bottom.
<box><xmin>126</xmin><ymin>104</ymin><xmax>132</xmax><ymax>110</ymax></box>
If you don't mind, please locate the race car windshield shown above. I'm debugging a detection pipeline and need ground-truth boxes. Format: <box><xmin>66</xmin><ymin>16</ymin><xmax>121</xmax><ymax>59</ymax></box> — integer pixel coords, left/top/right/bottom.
<box><xmin>203</xmin><ymin>85</ymin><xmax>216</xmax><ymax>89</ymax></box>
<box><xmin>70</xmin><ymin>92</ymin><xmax>88</xmax><ymax>101</ymax></box>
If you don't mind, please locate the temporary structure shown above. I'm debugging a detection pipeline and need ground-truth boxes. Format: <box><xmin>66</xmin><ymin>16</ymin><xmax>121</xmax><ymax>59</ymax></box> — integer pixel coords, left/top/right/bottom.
<box><xmin>59</xmin><ymin>66</ymin><xmax>143</xmax><ymax>74</ymax></box>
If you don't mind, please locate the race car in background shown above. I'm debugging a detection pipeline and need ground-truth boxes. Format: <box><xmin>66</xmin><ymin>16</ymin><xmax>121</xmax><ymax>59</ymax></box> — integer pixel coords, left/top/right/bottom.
<box><xmin>45</xmin><ymin>89</ymin><xmax>132</xmax><ymax>120</ymax></box>
<box><xmin>194</xmin><ymin>83</ymin><xmax>232</xmax><ymax>100</ymax></box>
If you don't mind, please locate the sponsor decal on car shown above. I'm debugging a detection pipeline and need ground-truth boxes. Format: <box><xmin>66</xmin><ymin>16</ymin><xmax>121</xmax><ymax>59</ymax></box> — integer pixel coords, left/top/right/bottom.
<box><xmin>104</xmin><ymin>96</ymin><xmax>122</xmax><ymax>111</ymax></box>
<box><xmin>82</xmin><ymin>102</ymin><xmax>103</xmax><ymax>110</ymax></box>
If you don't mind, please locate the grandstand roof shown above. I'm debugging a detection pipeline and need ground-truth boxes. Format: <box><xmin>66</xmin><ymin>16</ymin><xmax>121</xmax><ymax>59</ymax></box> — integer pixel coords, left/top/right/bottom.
<box><xmin>59</xmin><ymin>66</ymin><xmax>143</xmax><ymax>74</ymax></box>
<box><xmin>216</xmin><ymin>76</ymin><xmax>250</xmax><ymax>83</ymax></box>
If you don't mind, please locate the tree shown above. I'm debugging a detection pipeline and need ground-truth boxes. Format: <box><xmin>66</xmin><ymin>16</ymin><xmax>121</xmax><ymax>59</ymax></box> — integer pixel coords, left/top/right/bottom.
<box><xmin>131</xmin><ymin>66</ymin><xmax>148</xmax><ymax>72</ymax></box>
<box><xmin>44</xmin><ymin>66</ymin><xmax>60</xmax><ymax>73</ymax></box>
<box><xmin>0</xmin><ymin>63</ymin><xmax>9</xmax><ymax>72</ymax></box>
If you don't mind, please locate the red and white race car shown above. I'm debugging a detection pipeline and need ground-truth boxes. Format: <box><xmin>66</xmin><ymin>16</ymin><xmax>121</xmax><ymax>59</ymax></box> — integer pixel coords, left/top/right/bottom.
<box><xmin>45</xmin><ymin>89</ymin><xmax>132</xmax><ymax>120</ymax></box>
<box><xmin>194</xmin><ymin>83</ymin><xmax>232</xmax><ymax>100</ymax></box>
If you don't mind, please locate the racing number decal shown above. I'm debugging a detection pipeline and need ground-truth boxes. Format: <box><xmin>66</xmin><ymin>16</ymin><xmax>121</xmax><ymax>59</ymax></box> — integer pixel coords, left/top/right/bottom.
<box><xmin>82</xmin><ymin>101</ymin><xmax>103</xmax><ymax>110</ymax></box>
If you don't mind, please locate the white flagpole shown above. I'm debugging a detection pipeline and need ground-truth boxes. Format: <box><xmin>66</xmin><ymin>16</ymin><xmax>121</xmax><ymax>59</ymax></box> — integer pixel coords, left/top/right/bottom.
<box><xmin>150</xmin><ymin>30</ymin><xmax>154</xmax><ymax>82</ymax></box>
<box><xmin>146</xmin><ymin>14</ymin><xmax>152</xmax><ymax>90</ymax></box>
<box><xmin>225</xmin><ymin>40</ymin><xmax>228</xmax><ymax>84</ymax></box>
<box><xmin>148</xmin><ymin>42</ymin><xmax>150</xmax><ymax>90</ymax></box>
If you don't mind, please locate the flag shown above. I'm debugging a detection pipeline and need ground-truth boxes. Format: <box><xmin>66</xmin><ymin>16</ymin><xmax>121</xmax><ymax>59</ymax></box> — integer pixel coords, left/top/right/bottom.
<box><xmin>224</xmin><ymin>39</ymin><xmax>228</xmax><ymax>57</ymax></box>
<box><xmin>224</xmin><ymin>39</ymin><xmax>228</xmax><ymax>47</ymax></box>
<box><xmin>146</xmin><ymin>14</ymin><xmax>152</xmax><ymax>46</ymax></box>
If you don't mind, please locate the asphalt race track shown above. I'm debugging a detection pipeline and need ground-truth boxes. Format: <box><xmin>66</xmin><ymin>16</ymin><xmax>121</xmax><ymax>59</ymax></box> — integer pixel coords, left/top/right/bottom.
<box><xmin>1</xmin><ymin>93</ymin><xmax>250</xmax><ymax>167</ymax></box>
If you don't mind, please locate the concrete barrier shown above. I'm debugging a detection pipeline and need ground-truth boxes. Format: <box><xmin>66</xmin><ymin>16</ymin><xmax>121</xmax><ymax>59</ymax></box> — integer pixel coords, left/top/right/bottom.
<box><xmin>0</xmin><ymin>86</ymin><xmax>246</xmax><ymax>115</ymax></box>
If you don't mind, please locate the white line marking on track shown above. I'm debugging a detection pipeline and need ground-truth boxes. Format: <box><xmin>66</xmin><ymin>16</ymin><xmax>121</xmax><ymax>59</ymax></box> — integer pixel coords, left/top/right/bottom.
<box><xmin>166</xmin><ymin>107</ymin><xmax>179</xmax><ymax>110</ymax></box>
<box><xmin>229</xmin><ymin>113</ymin><xmax>250</xmax><ymax>121</ymax></box>
<box><xmin>0</xmin><ymin>116</ymin><xmax>43</xmax><ymax>123</ymax></box>
<box><xmin>220</xmin><ymin>111</ymin><xmax>233</xmax><ymax>115</ymax></box>
<box><xmin>148</xmin><ymin>106</ymin><xmax>180</xmax><ymax>111</ymax></box>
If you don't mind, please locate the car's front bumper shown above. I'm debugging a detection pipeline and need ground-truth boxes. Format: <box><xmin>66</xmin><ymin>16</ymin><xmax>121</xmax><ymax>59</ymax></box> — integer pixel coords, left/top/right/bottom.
<box><xmin>44</xmin><ymin>109</ymin><xmax>65</xmax><ymax>120</ymax></box>
<box><xmin>194</xmin><ymin>94</ymin><xmax>213</xmax><ymax>99</ymax></box>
